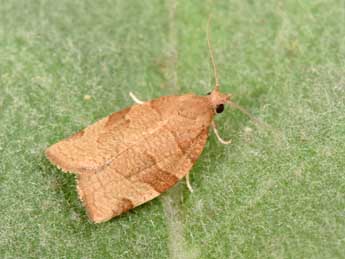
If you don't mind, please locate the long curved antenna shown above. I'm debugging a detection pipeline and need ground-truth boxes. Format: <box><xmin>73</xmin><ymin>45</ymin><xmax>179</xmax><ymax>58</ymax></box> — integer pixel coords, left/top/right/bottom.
<box><xmin>207</xmin><ymin>15</ymin><xmax>220</xmax><ymax>91</ymax></box>
<box><xmin>227</xmin><ymin>100</ymin><xmax>269</xmax><ymax>129</ymax></box>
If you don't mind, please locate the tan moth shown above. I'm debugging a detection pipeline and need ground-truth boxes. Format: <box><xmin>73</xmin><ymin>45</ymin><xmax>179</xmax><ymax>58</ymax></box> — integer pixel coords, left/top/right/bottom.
<box><xmin>45</xmin><ymin>17</ymin><xmax>260</xmax><ymax>223</ymax></box>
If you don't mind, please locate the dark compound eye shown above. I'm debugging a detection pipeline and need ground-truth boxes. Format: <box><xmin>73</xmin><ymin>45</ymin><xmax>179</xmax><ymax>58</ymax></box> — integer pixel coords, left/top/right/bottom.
<box><xmin>216</xmin><ymin>104</ymin><xmax>224</xmax><ymax>114</ymax></box>
<box><xmin>206</xmin><ymin>92</ymin><xmax>211</xmax><ymax>95</ymax></box>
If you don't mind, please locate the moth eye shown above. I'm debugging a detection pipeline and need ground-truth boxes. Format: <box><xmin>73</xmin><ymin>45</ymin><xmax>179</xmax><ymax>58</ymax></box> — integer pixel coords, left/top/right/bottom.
<box><xmin>206</xmin><ymin>92</ymin><xmax>211</xmax><ymax>95</ymax></box>
<box><xmin>216</xmin><ymin>104</ymin><xmax>224</xmax><ymax>114</ymax></box>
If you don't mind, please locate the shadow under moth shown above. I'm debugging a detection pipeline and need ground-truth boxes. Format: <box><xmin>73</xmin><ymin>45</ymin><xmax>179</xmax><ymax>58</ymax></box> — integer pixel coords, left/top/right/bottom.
<box><xmin>45</xmin><ymin>17</ymin><xmax>262</xmax><ymax>223</ymax></box>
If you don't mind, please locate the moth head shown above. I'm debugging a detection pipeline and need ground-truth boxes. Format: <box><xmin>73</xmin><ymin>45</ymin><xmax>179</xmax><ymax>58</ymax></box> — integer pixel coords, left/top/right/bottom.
<box><xmin>206</xmin><ymin>16</ymin><xmax>232</xmax><ymax>114</ymax></box>
<box><xmin>207</xmin><ymin>90</ymin><xmax>231</xmax><ymax>114</ymax></box>
<box><xmin>205</xmin><ymin>16</ymin><xmax>268</xmax><ymax>127</ymax></box>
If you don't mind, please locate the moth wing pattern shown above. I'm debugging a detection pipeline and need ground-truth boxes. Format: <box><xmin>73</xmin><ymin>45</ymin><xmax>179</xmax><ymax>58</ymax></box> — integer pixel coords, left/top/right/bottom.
<box><xmin>77</xmin><ymin>127</ymin><xmax>208</xmax><ymax>223</ymax></box>
<box><xmin>46</xmin><ymin>96</ymin><xmax>178</xmax><ymax>173</ymax></box>
<box><xmin>45</xmin><ymin>94</ymin><xmax>214</xmax><ymax>222</ymax></box>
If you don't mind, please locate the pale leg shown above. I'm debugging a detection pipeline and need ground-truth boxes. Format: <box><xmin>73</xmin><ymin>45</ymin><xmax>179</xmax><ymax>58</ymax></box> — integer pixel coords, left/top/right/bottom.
<box><xmin>129</xmin><ymin>92</ymin><xmax>144</xmax><ymax>104</ymax></box>
<box><xmin>185</xmin><ymin>173</ymin><xmax>194</xmax><ymax>193</ymax></box>
<box><xmin>212</xmin><ymin>121</ymin><xmax>232</xmax><ymax>144</ymax></box>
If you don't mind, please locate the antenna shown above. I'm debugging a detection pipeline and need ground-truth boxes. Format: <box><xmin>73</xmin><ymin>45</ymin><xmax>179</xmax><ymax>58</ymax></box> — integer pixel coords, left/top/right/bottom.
<box><xmin>227</xmin><ymin>100</ymin><xmax>270</xmax><ymax>129</ymax></box>
<box><xmin>207</xmin><ymin>15</ymin><xmax>220</xmax><ymax>91</ymax></box>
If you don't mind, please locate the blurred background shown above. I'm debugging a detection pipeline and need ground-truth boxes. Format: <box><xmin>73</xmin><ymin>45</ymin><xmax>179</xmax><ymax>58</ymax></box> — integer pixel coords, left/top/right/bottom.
<box><xmin>0</xmin><ymin>0</ymin><xmax>344</xmax><ymax>258</ymax></box>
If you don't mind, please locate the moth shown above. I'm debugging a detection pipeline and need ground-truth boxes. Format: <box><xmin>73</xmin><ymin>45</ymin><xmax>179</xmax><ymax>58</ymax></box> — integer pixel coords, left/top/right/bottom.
<box><xmin>45</xmin><ymin>17</ymin><xmax>259</xmax><ymax>223</ymax></box>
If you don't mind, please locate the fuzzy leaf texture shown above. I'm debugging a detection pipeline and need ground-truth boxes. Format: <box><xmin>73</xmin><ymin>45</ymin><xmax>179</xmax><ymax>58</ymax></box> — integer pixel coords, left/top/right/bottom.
<box><xmin>0</xmin><ymin>0</ymin><xmax>344</xmax><ymax>258</ymax></box>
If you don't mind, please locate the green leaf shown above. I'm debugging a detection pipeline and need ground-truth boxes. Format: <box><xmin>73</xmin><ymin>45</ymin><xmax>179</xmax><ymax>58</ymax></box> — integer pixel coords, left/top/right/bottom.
<box><xmin>1</xmin><ymin>0</ymin><xmax>344</xmax><ymax>258</ymax></box>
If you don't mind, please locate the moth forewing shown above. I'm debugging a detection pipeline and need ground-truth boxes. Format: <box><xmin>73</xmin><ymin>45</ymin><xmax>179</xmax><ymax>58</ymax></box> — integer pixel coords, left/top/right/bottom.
<box><xmin>46</xmin><ymin>95</ymin><xmax>214</xmax><ymax>222</ymax></box>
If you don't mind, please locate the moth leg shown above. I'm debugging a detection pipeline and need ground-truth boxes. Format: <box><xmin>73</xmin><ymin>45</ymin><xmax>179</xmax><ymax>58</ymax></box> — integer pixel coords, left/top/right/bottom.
<box><xmin>129</xmin><ymin>92</ymin><xmax>144</xmax><ymax>104</ymax></box>
<box><xmin>185</xmin><ymin>173</ymin><xmax>194</xmax><ymax>193</ymax></box>
<box><xmin>212</xmin><ymin>121</ymin><xmax>232</xmax><ymax>145</ymax></box>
